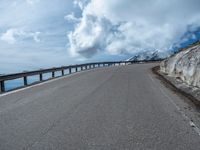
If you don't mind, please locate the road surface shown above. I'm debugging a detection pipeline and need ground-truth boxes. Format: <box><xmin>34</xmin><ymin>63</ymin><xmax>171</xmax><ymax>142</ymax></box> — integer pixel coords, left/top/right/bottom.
<box><xmin>0</xmin><ymin>63</ymin><xmax>200</xmax><ymax>150</ymax></box>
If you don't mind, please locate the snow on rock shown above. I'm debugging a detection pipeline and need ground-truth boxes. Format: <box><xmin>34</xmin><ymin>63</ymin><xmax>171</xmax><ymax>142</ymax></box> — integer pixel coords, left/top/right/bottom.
<box><xmin>127</xmin><ymin>50</ymin><xmax>170</xmax><ymax>61</ymax></box>
<box><xmin>160</xmin><ymin>42</ymin><xmax>200</xmax><ymax>88</ymax></box>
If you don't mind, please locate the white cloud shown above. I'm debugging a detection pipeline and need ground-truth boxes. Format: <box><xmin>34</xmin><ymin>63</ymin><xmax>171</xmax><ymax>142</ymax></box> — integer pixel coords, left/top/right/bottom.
<box><xmin>64</xmin><ymin>12</ymin><xmax>80</xmax><ymax>22</ymax></box>
<box><xmin>26</xmin><ymin>0</ymin><xmax>40</xmax><ymax>5</ymax></box>
<box><xmin>73</xmin><ymin>0</ymin><xmax>88</xmax><ymax>10</ymax></box>
<box><xmin>0</xmin><ymin>28</ymin><xmax>41</xmax><ymax>44</ymax></box>
<box><xmin>68</xmin><ymin>16</ymin><xmax>113</xmax><ymax>57</ymax></box>
<box><xmin>68</xmin><ymin>0</ymin><xmax>200</xmax><ymax>58</ymax></box>
<box><xmin>0</xmin><ymin>29</ymin><xmax>16</xmax><ymax>44</ymax></box>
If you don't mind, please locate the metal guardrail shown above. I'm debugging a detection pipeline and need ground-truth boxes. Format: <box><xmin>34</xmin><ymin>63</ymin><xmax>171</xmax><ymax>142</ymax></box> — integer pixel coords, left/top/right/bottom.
<box><xmin>0</xmin><ymin>60</ymin><xmax>161</xmax><ymax>93</ymax></box>
<box><xmin>0</xmin><ymin>61</ymin><xmax>131</xmax><ymax>93</ymax></box>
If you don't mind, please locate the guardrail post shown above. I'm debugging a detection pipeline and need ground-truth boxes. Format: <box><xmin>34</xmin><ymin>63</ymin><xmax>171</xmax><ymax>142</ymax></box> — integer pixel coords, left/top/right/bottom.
<box><xmin>93</xmin><ymin>64</ymin><xmax>95</xmax><ymax>68</ymax></box>
<box><xmin>89</xmin><ymin>65</ymin><xmax>91</xmax><ymax>69</ymax></box>
<box><xmin>62</xmin><ymin>70</ymin><xmax>64</xmax><ymax>76</ymax></box>
<box><xmin>76</xmin><ymin>67</ymin><xmax>78</xmax><ymax>72</ymax></box>
<box><xmin>98</xmin><ymin>64</ymin><xmax>100</xmax><ymax>67</ymax></box>
<box><xmin>69</xmin><ymin>68</ymin><xmax>72</xmax><ymax>74</ymax></box>
<box><xmin>81</xmin><ymin>66</ymin><xmax>83</xmax><ymax>71</ymax></box>
<box><xmin>52</xmin><ymin>71</ymin><xmax>55</xmax><ymax>78</ymax></box>
<box><xmin>0</xmin><ymin>81</ymin><xmax>5</xmax><ymax>93</ymax></box>
<box><xmin>39</xmin><ymin>74</ymin><xmax>43</xmax><ymax>81</ymax></box>
<box><xmin>24</xmin><ymin>76</ymin><xmax>28</xmax><ymax>86</ymax></box>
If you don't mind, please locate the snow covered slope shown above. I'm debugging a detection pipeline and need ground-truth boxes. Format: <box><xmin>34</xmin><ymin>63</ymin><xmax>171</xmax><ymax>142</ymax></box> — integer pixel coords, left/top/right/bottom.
<box><xmin>160</xmin><ymin>41</ymin><xmax>200</xmax><ymax>88</ymax></box>
<box><xmin>127</xmin><ymin>50</ymin><xmax>171</xmax><ymax>61</ymax></box>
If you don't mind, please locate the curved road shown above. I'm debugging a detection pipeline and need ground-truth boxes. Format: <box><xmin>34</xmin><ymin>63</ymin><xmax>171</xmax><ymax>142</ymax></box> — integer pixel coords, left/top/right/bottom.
<box><xmin>0</xmin><ymin>63</ymin><xmax>200</xmax><ymax>150</ymax></box>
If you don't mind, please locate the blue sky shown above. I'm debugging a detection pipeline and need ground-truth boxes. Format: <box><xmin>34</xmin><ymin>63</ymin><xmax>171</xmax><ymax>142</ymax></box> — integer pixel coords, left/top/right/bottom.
<box><xmin>0</xmin><ymin>0</ymin><xmax>71</xmax><ymax>73</ymax></box>
<box><xmin>0</xmin><ymin>0</ymin><xmax>200</xmax><ymax>73</ymax></box>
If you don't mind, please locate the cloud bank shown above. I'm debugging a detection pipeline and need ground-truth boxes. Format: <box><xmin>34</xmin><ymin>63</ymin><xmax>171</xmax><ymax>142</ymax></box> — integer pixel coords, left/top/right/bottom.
<box><xmin>67</xmin><ymin>0</ymin><xmax>200</xmax><ymax>58</ymax></box>
<box><xmin>1</xmin><ymin>28</ymin><xmax>40</xmax><ymax>44</ymax></box>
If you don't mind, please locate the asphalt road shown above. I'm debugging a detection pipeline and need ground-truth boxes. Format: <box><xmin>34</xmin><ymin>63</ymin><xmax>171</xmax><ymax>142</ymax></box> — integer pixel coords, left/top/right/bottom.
<box><xmin>0</xmin><ymin>63</ymin><xmax>200</xmax><ymax>150</ymax></box>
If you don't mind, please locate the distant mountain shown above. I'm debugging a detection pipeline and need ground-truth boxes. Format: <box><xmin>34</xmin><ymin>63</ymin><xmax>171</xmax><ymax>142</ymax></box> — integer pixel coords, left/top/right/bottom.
<box><xmin>126</xmin><ymin>50</ymin><xmax>171</xmax><ymax>62</ymax></box>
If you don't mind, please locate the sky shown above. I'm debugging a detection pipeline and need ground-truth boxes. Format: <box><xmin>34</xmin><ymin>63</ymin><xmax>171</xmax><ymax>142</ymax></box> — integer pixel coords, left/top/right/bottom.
<box><xmin>1</xmin><ymin>0</ymin><xmax>200</xmax><ymax>73</ymax></box>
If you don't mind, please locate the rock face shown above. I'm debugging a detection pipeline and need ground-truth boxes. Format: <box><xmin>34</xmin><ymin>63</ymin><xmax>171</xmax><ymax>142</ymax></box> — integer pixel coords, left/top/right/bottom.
<box><xmin>160</xmin><ymin>42</ymin><xmax>200</xmax><ymax>88</ymax></box>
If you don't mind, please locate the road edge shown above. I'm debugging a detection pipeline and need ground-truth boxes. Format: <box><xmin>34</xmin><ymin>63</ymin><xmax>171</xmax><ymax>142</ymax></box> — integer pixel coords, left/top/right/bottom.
<box><xmin>152</xmin><ymin>66</ymin><xmax>200</xmax><ymax>111</ymax></box>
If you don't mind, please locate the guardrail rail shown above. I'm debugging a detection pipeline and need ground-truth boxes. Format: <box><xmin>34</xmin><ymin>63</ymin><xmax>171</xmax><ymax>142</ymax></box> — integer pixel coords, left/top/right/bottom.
<box><xmin>0</xmin><ymin>60</ymin><xmax>161</xmax><ymax>93</ymax></box>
